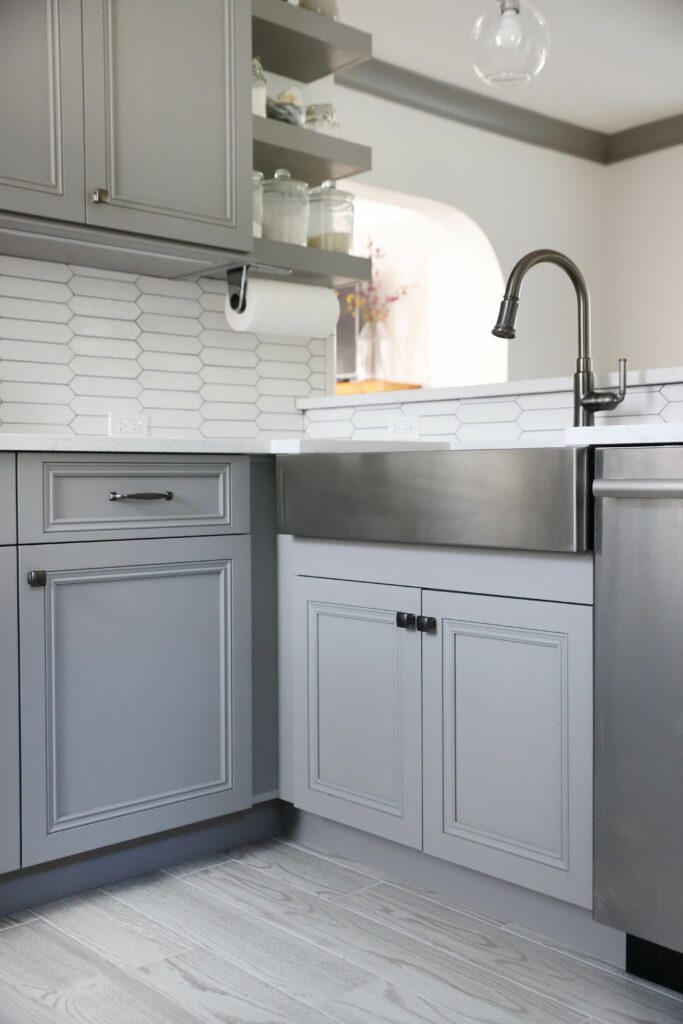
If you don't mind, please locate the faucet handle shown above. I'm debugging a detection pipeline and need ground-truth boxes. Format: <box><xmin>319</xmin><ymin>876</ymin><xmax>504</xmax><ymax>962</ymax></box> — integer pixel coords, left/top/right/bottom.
<box><xmin>617</xmin><ymin>357</ymin><xmax>627</xmax><ymax>400</ymax></box>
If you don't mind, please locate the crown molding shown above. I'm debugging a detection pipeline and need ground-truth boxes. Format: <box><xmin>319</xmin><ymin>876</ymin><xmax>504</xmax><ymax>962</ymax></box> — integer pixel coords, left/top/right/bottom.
<box><xmin>336</xmin><ymin>59</ymin><xmax>683</xmax><ymax>165</ymax></box>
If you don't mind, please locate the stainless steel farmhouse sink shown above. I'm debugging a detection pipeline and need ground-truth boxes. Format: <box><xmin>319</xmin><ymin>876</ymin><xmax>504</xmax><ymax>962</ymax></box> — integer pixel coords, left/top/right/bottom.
<box><xmin>277</xmin><ymin>447</ymin><xmax>592</xmax><ymax>554</ymax></box>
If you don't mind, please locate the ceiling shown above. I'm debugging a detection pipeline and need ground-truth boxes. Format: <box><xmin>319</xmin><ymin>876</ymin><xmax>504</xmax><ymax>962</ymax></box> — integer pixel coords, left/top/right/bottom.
<box><xmin>338</xmin><ymin>0</ymin><xmax>683</xmax><ymax>133</ymax></box>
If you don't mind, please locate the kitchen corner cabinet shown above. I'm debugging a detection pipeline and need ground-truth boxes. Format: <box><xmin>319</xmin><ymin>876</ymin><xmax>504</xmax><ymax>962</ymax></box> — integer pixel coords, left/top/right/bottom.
<box><xmin>0</xmin><ymin>547</ymin><xmax>20</xmax><ymax>875</ymax></box>
<box><xmin>82</xmin><ymin>0</ymin><xmax>252</xmax><ymax>249</ymax></box>
<box><xmin>19</xmin><ymin>534</ymin><xmax>252</xmax><ymax>866</ymax></box>
<box><xmin>422</xmin><ymin>590</ymin><xmax>593</xmax><ymax>908</ymax></box>
<box><xmin>0</xmin><ymin>0</ymin><xmax>85</xmax><ymax>222</ymax></box>
<box><xmin>292</xmin><ymin>576</ymin><xmax>423</xmax><ymax>848</ymax></box>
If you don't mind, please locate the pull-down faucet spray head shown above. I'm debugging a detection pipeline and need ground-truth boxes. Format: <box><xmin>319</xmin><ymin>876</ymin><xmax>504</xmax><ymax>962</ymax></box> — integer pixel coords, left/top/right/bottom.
<box><xmin>492</xmin><ymin>295</ymin><xmax>520</xmax><ymax>339</ymax></box>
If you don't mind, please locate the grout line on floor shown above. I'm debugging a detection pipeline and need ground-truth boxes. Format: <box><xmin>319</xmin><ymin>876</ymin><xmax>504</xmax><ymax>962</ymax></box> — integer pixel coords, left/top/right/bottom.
<box><xmin>274</xmin><ymin>836</ymin><xmax>506</xmax><ymax>928</ymax></box>
<box><xmin>273</xmin><ymin>836</ymin><xmax>387</xmax><ymax>883</ymax></box>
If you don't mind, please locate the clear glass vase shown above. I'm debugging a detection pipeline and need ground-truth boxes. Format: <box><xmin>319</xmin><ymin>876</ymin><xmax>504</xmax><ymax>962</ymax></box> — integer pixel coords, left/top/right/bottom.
<box><xmin>355</xmin><ymin>321</ymin><xmax>392</xmax><ymax>381</ymax></box>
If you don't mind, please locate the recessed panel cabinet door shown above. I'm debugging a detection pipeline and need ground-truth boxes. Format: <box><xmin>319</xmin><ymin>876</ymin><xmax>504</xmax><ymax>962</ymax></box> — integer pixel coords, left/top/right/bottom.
<box><xmin>19</xmin><ymin>536</ymin><xmax>252</xmax><ymax>867</ymax></box>
<box><xmin>422</xmin><ymin>590</ymin><xmax>592</xmax><ymax>907</ymax></box>
<box><xmin>0</xmin><ymin>547</ymin><xmax>20</xmax><ymax>875</ymax></box>
<box><xmin>82</xmin><ymin>0</ymin><xmax>252</xmax><ymax>249</ymax></box>
<box><xmin>0</xmin><ymin>0</ymin><xmax>85</xmax><ymax>221</ymax></box>
<box><xmin>292</xmin><ymin>576</ymin><xmax>422</xmax><ymax>848</ymax></box>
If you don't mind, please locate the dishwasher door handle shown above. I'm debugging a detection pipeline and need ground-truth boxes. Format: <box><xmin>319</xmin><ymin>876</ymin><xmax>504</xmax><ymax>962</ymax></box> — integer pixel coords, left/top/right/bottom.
<box><xmin>593</xmin><ymin>479</ymin><xmax>683</xmax><ymax>499</ymax></box>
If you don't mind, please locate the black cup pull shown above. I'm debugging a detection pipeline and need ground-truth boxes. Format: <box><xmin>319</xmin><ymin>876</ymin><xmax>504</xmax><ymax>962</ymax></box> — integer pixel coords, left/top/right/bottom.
<box><xmin>396</xmin><ymin>612</ymin><xmax>416</xmax><ymax>629</ymax></box>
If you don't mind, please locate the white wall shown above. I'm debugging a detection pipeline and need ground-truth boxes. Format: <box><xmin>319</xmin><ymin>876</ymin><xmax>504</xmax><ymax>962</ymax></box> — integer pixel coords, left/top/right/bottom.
<box><xmin>334</xmin><ymin>85</ymin><xmax>609</xmax><ymax>379</ymax></box>
<box><xmin>603</xmin><ymin>144</ymin><xmax>683</xmax><ymax>372</ymax></box>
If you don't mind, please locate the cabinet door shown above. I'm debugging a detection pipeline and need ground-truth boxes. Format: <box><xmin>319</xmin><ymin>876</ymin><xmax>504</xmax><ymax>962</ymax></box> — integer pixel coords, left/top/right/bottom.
<box><xmin>292</xmin><ymin>576</ymin><xmax>422</xmax><ymax>848</ymax></box>
<box><xmin>0</xmin><ymin>548</ymin><xmax>20</xmax><ymax>875</ymax></box>
<box><xmin>19</xmin><ymin>535</ymin><xmax>251</xmax><ymax>867</ymax></box>
<box><xmin>82</xmin><ymin>0</ymin><xmax>252</xmax><ymax>250</ymax></box>
<box><xmin>422</xmin><ymin>590</ymin><xmax>592</xmax><ymax>907</ymax></box>
<box><xmin>0</xmin><ymin>0</ymin><xmax>85</xmax><ymax>221</ymax></box>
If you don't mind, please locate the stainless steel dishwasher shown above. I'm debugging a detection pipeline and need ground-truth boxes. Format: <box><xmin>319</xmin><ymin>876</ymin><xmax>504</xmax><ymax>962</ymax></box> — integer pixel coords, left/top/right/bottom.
<box><xmin>594</xmin><ymin>446</ymin><xmax>683</xmax><ymax>958</ymax></box>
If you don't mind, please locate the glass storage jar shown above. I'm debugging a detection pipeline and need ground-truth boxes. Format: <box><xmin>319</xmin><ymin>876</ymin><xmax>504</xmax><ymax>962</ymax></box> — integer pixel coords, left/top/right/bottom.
<box><xmin>263</xmin><ymin>169</ymin><xmax>309</xmax><ymax>246</ymax></box>
<box><xmin>304</xmin><ymin>103</ymin><xmax>342</xmax><ymax>138</ymax></box>
<box><xmin>252</xmin><ymin>170</ymin><xmax>264</xmax><ymax>238</ymax></box>
<box><xmin>300</xmin><ymin>0</ymin><xmax>339</xmax><ymax>17</ymax></box>
<box><xmin>308</xmin><ymin>180</ymin><xmax>354</xmax><ymax>253</ymax></box>
<box><xmin>251</xmin><ymin>57</ymin><xmax>267</xmax><ymax>117</ymax></box>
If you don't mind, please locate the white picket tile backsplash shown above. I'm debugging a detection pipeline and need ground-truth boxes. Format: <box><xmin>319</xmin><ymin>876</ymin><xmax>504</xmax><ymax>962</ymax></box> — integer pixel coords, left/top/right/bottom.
<box><xmin>303</xmin><ymin>379</ymin><xmax>683</xmax><ymax>445</ymax></box>
<box><xmin>0</xmin><ymin>256</ymin><xmax>328</xmax><ymax>437</ymax></box>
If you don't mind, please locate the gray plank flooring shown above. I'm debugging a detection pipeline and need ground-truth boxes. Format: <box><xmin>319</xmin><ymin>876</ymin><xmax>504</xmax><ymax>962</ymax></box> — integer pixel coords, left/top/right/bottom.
<box><xmin>0</xmin><ymin>837</ymin><xmax>680</xmax><ymax>1024</ymax></box>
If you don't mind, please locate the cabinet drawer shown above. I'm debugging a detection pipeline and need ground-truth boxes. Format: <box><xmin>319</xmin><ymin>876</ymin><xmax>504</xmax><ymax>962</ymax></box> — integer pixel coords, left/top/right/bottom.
<box><xmin>18</xmin><ymin>453</ymin><xmax>250</xmax><ymax>543</ymax></box>
<box><xmin>0</xmin><ymin>454</ymin><xmax>16</xmax><ymax>546</ymax></box>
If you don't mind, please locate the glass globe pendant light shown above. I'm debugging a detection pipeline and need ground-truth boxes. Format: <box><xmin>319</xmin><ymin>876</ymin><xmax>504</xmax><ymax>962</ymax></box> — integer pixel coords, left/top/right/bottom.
<box><xmin>471</xmin><ymin>0</ymin><xmax>550</xmax><ymax>86</ymax></box>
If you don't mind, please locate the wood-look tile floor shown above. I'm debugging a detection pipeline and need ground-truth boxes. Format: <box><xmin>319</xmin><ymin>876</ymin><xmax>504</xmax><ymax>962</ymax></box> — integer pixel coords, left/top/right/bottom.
<box><xmin>1</xmin><ymin>838</ymin><xmax>682</xmax><ymax>1024</ymax></box>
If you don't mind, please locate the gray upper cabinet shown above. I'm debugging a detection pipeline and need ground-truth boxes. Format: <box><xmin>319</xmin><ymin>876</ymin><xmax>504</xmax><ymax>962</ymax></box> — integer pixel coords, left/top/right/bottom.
<box><xmin>82</xmin><ymin>0</ymin><xmax>253</xmax><ymax>250</ymax></box>
<box><xmin>422</xmin><ymin>589</ymin><xmax>593</xmax><ymax>908</ymax></box>
<box><xmin>0</xmin><ymin>0</ymin><xmax>85</xmax><ymax>221</ymax></box>
<box><xmin>0</xmin><ymin>547</ymin><xmax>20</xmax><ymax>875</ymax></box>
<box><xmin>19</xmin><ymin>534</ymin><xmax>252</xmax><ymax>866</ymax></box>
<box><xmin>292</xmin><ymin>576</ymin><xmax>422</xmax><ymax>849</ymax></box>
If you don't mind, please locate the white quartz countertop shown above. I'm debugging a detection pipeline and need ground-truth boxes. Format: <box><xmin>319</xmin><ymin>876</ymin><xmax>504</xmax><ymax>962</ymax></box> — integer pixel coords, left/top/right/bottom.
<box><xmin>0</xmin><ymin>434</ymin><xmax>451</xmax><ymax>455</ymax></box>
<box><xmin>298</xmin><ymin>366</ymin><xmax>683</xmax><ymax>411</ymax></box>
<box><xmin>565</xmin><ymin>423</ymin><xmax>683</xmax><ymax>446</ymax></box>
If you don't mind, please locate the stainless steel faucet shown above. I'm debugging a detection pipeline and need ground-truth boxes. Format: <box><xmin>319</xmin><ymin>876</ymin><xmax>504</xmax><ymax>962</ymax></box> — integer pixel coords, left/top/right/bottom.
<box><xmin>492</xmin><ymin>249</ymin><xmax>627</xmax><ymax>427</ymax></box>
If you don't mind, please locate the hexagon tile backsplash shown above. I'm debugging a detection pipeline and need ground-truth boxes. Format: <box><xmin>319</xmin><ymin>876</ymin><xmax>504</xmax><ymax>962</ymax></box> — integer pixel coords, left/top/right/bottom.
<box><xmin>0</xmin><ymin>255</ymin><xmax>327</xmax><ymax>438</ymax></box>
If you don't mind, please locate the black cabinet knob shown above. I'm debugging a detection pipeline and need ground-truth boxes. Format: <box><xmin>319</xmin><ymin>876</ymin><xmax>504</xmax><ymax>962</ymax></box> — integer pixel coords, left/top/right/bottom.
<box><xmin>396</xmin><ymin>612</ymin><xmax>416</xmax><ymax>629</ymax></box>
<box><xmin>417</xmin><ymin>615</ymin><xmax>437</xmax><ymax>634</ymax></box>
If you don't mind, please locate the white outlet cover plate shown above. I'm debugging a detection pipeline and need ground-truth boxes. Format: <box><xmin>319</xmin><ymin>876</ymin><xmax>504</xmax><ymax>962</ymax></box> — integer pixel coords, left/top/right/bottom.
<box><xmin>388</xmin><ymin>413</ymin><xmax>420</xmax><ymax>439</ymax></box>
<box><xmin>109</xmin><ymin>413</ymin><xmax>150</xmax><ymax>437</ymax></box>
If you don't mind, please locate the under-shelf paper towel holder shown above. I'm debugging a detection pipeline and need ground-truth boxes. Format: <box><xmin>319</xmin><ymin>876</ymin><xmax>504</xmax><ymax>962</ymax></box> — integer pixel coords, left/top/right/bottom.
<box><xmin>226</xmin><ymin>263</ymin><xmax>293</xmax><ymax>316</ymax></box>
<box><xmin>227</xmin><ymin>266</ymin><xmax>249</xmax><ymax>315</ymax></box>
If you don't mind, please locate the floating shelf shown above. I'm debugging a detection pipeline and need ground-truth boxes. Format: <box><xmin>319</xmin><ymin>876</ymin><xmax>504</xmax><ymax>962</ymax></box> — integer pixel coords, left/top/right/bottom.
<box><xmin>252</xmin><ymin>0</ymin><xmax>372</xmax><ymax>83</ymax></box>
<box><xmin>219</xmin><ymin>238</ymin><xmax>371</xmax><ymax>288</ymax></box>
<box><xmin>253</xmin><ymin>116</ymin><xmax>371</xmax><ymax>184</ymax></box>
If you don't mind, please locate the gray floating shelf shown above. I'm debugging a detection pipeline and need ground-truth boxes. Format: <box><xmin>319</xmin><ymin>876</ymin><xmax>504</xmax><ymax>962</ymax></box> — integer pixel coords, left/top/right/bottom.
<box><xmin>252</xmin><ymin>0</ymin><xmax>372</xmax><ymax>83</ymax></box>
<box><xmin>219</xmin><ymin>238</ymin><xmax>371</xmax><ymax>288</ymax></box>
<box><xmin>253</xmin><ymin>116</ymin><xmax>371</xmax><ymax>185</ymax></box>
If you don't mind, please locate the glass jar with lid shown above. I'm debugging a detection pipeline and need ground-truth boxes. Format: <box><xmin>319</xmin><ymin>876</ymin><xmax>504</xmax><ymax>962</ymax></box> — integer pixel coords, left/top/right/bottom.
<box><xmin>252</xmin><ymin>171</ymin><xmax>264</xmax><ymax>238</ymax></box>
<box><xmin>304</xmin><ymin>103</ymin><xmax>341</xmax><ymax>138</ymax></box>
<box><xmin>300</xmin><ymin>0</ymin><xmax>339</xmax><ymax>17</ymax></box>
<box><xmin>251</xmin><ymin>57</ymin><xmax>267</xmax><ymax>117</ymax></box>
<box><xmin>308</xmin><ymin>180</ymin><xmax>354</xmax><ymax>253</ymax></box>
<box><xmin>262</xmin><ymin>169</ymin><xmax>309</xmax><ymax>246</ymax></box>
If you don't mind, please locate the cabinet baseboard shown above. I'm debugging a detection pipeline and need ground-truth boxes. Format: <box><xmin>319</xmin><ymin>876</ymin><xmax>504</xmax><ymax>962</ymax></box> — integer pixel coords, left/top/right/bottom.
<box><xmin>0</xmin><ymin>801</ymin><xmax>281</xmax><ymax>918</ymax></box>
<box><xmin>282</xmin><ymin>806</ymin><xmax>627</xmax><ymax>970</ymax></box>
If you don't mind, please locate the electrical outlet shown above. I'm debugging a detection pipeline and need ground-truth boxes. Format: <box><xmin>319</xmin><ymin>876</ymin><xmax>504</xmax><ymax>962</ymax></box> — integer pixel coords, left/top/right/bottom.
<box><xmin>109</xmin><ymin>413</ymin><xmax>149</xmax><ymax>437</ymax></box>
<box><xmin>388</xmin><ymin>414</ymin><xmax>419</xmax><ymax>439</ymax></box>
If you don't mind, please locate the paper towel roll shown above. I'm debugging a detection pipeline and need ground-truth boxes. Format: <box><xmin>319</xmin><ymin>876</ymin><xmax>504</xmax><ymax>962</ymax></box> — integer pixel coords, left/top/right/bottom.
<box><xmin>224</xmin><ymin>279</ymin><xmax>339</xmax><ymax>337</ymax></box>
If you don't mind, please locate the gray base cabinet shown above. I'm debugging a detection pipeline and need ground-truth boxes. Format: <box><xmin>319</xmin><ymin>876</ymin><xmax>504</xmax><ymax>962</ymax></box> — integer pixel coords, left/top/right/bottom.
<box><xmin>422</xmin><ymin>590</ymin><xmax>593</xmax><ymax>908</ymax></box>
<box><xmin>19</xmin><ymin>534</ymin><xmax>252</xmax><ymax>866</ymax></box>
<box><xmin>0</xmin><ymin>0</ymin><xmax>85</xmax><ymax>222</ymax></box>
<box><xmin>284</xmin><ymin>539</ymin><xmax>594</xmax><ymax>907</ymax></box>
<box><xmin>292</xmin><ymin>576</ymin><xmax>423</xmax><ymax>848</ymax></box>
<box><xmin>0</xmin><ymin>547</ymin><xmax>20</xmax><ymax>875</ymax></box>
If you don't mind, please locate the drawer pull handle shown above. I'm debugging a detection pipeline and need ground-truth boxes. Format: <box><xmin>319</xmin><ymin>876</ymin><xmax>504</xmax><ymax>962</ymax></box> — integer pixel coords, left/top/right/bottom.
<box><xmin>417</xmin><ymin>615</ymin><xmax>437</xmax><ymax>634</ymax></box>
<box><xmin>109</xmin><ymin>491</ymin><xmax>174</xmax><ymax>502</ymax></box>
